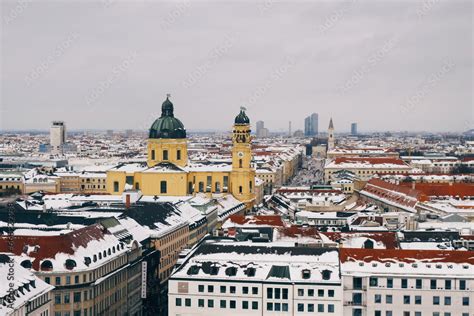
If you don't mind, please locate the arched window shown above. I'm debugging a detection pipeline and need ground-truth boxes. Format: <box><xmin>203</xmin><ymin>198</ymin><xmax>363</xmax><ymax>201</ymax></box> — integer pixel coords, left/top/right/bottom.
<box><xmin>188</xmin><ymin>182</ymin><xmax>193</xmax><ymax>194</ymax></box>
<box><xmin>215</xmin><ymin>182</ymin><xmax>221</xmax><ymax>193</ymax></box>
<box><xmin>160</xmin><ymin>181</ymin><xmax>167</xmax><ymax>193</ymax></box>
<box><xmin>163</xmin><ymin>150</ymin><xmax>169</xmax><ymax>160</ymax></box>
<box><xmin>151</xmin><ymin>149</ymin><xmax>155</xmax><ymax>160</ymax></box>
<box><xmin>239</xmin><ymin>159</ymin><xmax>243</xmax><ymax>168</ymax></box>
<box><xmin>239</xmin><ymin>186</ymin><xmax>243</xmax><ymax>194</ymax></box>
<box><xmin>40</xmin><ymin>260</ymin><xmax>53</xmax><ymax>271</ymax></box>
<box><xmin>177</xmin><ymin>149</ymin><xmax>181</xmax><ymax>160</ymax></box>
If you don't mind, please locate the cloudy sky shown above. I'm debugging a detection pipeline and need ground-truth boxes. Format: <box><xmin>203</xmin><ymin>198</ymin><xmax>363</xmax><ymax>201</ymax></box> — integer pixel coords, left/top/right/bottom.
<box><xmin>1</xmin><ymin>0</ymin><xmax>472</xmax><ymax>133</ymax></box>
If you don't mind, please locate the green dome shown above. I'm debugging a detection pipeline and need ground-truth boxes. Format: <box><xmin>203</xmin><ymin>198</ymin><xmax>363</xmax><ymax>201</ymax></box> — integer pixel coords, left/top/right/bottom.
<box><xmin>234</xmin><ymin>108</ymin><xmax>250</xmax><ymax>124</ymax></box>
<box><xmin>149</xmin><ymin>97</ymin><xmax>186</xmax><ymax>139</ymax></box>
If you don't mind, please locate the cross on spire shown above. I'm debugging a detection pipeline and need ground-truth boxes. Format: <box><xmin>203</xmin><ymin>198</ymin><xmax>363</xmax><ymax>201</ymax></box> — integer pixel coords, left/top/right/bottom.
<box><xmin>240</xmin><ymin>106</ymin><xmax>247</xmax><ymax>111</ymax></box>
<box><xmin>166</xmin><ymin>93</ymin><xmax>171</xmax><ymax>99</ymax></box>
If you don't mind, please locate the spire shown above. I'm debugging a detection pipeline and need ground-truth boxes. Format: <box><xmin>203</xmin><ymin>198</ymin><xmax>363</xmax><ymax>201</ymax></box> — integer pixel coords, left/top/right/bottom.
<box><xmin>329</xmin><ymin>118</ymin><xmax>334</xmax><ymax>129</ymax></box>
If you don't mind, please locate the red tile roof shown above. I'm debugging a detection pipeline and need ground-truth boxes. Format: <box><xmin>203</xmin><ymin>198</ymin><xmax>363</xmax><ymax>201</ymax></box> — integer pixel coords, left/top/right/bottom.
<box><xmin>399</xmin><ymin>183</ymin><xmax>474</xmax><ymax>198</ymax></box>
<box><xmin>340</xmin><ymin>248</ymin><xmax>474</xmax><ymax>264</ymax></box>
<box><xmin>0</xmin><ymin>224</ymin><xmax>108</xmax><ymax>270</ymax></box>
<box><xmin>362</xmin><ymin>178</ymin><xmax>428</xmax><ymax>206</ymax></box>
<box><xmin>226</xmin><ymin>215</ymin><xmax>285</xmax><ymax>227</ymax></box>
<box><xmin>333</xmin><ymin>157</ymin><xmax>407</xmax><ymax>165</ymax></box>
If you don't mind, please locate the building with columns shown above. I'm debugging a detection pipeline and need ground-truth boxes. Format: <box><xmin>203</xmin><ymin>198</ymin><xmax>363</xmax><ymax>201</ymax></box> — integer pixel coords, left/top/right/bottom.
<box><xmin>106</xmin><ymin>96</ymin><xmax>256</xmax><ymax>209</ymax></box>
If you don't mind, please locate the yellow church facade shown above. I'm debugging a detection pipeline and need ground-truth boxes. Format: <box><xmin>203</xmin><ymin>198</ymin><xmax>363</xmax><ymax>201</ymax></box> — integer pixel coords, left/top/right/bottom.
<box><xmin>106</xmin><ymin>96</ymin><xmax>256</xmax><ymax>208</ymax></box>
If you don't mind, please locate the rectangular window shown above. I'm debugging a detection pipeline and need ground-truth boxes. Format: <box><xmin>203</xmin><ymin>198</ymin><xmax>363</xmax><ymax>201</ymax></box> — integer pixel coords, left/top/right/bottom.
<box><xmin>328</xmin><ymin>289</ymin><xmax>335</xmax><ymax>297</ymax></box>
<box><xmin>73</xmin><ymin>292</ymin><xmax>81</xmax><ymax>303</ymax></box>
<box><xmin>445</xmin><ymin>280</ymin><xmax>451</xmax><ymax>290</ymax></box>
<box><xmin>176</xmin><ymin>298</ymin><xmax>182</xmax><ymax>306</ymax></box>
<box><xmin>387</xmin><ymin>278</ymin><xmax>393</xmax><ymax>288</ymax></box>
<box><xmin>386</xmin><ymin>295</ymin><xmax>393</xmax><ymax>304</ymax></box>
<box><xmin>375</xmin><ymin>311</ymin><xmax>381</xmax><ymax>316</ymax></box>
<box><xmin>318</xmin><ymin>304</ymin><xmax>324</xmax><ymax>312</ymax></box>
<box><xmin>402</xmin><ymin>279</ymin><xmax>408</xmax><ymax>288</ymax></box>
<box><xmin>433</xmin><ymin>296</ymin><xmax>440</xmax><ymax>305</ymax></box>
<box><xmin>416</xmin><ymin>279</ymin><xmax>422</xmax><ymax>289</ymax></box>
<box><xmin>415</xmin><ymin>296</ymin><xmax>422</xmax><ymax>304</ymax></box>
<box><xmin>431</xmin><ymin>279</ymin><xmax>437</xmax><ymax>289</ymax></box>
<box><xmin>243</xmin><ymin>287</ymin><xmax>249</xmax><ymax>294</ymax></box>
<box><xmin>55</xmin><ymin>294</ymin><xmax>61</xmax><ymax>304</ymax></box>
<box><xmin>125</xmin><ymin>176</ymin><xmax>133</xmax><ymax>185</ymax></box>
<box><xmin>274</xmin><ymin>303</ymin><xmax>281</xmax><ymax>311</ymax></box>
<box><xmin>230</xmin><ymin>286</ymin><xmax>236</xmax><ymax>294</ymax></box>
<box><xmin>198</xmin><ymin>285</ymin><xmax>204</xmax><ymax>292</ymax></box>
<box><xmin>354</xmin><ymin>277</ymin><xmax>363</xmax><ymax>289</ymax></box>
<box><xmin>177</xmin><ymin>150</ymin><xmax>181</xmax><ymax>160</ymax></box>
<box><xmin>252</xmin><ymin>287</ymin><xmax>258</xmax><ymax>295</ymax></box>
<box><xmin>297</xmin><ymin>288</ymin><xmax>304</xmax><ymax>296</ymax></box>
<box><xmin>220</xmin><ymin>300</ymin><xmax>226</xmax><ymax>308</ymax></box>
<box><xmin>274</xmin><ymin>288</ymin><xmax>280</xmax><ymax>299</ymax></box>
<box><xmin>223</xmin><ymin>176</ymin><xmax>229</xmax><ymax>192</ymax></box>
<box><xmin>160</xmin><ymin>181</ymin><xmax>167</xmax><ymax>193</ymax></box>
<box><xmin>267</xmin><ymin>302</ymin><xmax>273</xmax><ymax>311</ymax></box>
<box><xmin>252</xmin><ymin>301</ymin><xmax>258</xmax><ymax>310</ymax></box>
<box><xmin>267</xmin><ymin>288</ymin><xmax>273</xmax><ymax>299</ymax></box>
<box><xmin>55</xmin><ymin>277</ymin><xmax>61</xmax><ymax>285</ymax></box>
<box><xmin>206</xmin><ymin>176</ymin><xmax>212</xmax><ymax>192</ymax></box>
<box><xmin>208</xmin><ymin>285</ymin><xmax>214</xmax><ymax>293</ymax></box>
<box><xmin>308</xmin><ymin>304</ymin><xmax>314</xmax><ymax>312</ymax></box>
<box><xmin>328</xmin><ymin>304</ymin><xmax>335</xmax><ymax>313</ymax></box>
<box><xmin>444</xmin><ymin>296</ymin><xmax>451</xmax><ymax>305</ymax></box>
<box><xmin>318</xmin><ymin>289</ymin><xmax>324</xmax><ymax>297</ymax></box>
<box><xmin>229</xmin><ymin>300</ymin><xmax>236</xmax><ymax>309</ymax></box>
<box><xmin>185</xmin><ymin>298</ymin><xmax>191</xmax><ymax>307</ymax></box>
<box><xmin>404</xmin><ymin>295</ymin><xmax>410</xmax><ymax>304</ymax></box>
<box><xmin>308</xmin><ymin>289</ymin><xmax>314</xmax><ymax>297</ymax></box>
<box><xmin>198</xmin><ymin>299</ymin><xmax>204</xmax><ymax>307</ymax></box>
<box><xmin>220</xmin><ymin>286</ymin><xmax>226</xmax><ymax>293</ymax></box>
<box><xmin>460</xmin><ymin>280</ymin><xmax>466</xmax><ymax>290</ymax></box>
<box><xmin>208</xmin><ymin>299</ymin><xmax>214</xmax><ymax>308</ymax></box>
<box><xmin>151</xmin><ymin>149</ymin><xmax>155</xmax><ymax>160</ymax></box>
<box><xmin>282</xmin><ymin>288</ymin><xmax>288</xmax><ymax>299</ymax></box>
<box><xmin>375</xmin><ymin>294</ymin><xmax>382</xmax><ymax>303</ymax></box>
<box><xmin>298</xmin><ymin>303</ymin><xmax>304</xmax><ymax>312</ymax></box>
<box><xmin>163</xmin><ymin>150</ymin><xmax>168</xmax><ymax>160</ymax></box>
<box><xmin>113</xmin><ymin>181</ymin><xmax>119</xmax><ymax>192</ymax></box>
<box><xmin>64</xmin><ymin>294</ymin><xmax>70</xmax><ymax>304</ymax></box>
<box><xmin>242</xmin><ymin>301</ymin><xmax>249</xmax><ymax>309</ymax></box>
<box><xmin>462</xmin><ymin>297</ymin><xmax>469</xmax><ymax>306</ymax></box>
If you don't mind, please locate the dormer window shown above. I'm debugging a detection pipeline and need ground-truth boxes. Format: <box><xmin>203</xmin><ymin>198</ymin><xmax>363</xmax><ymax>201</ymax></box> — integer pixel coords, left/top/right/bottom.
<box><xmin>225</xmin><ymin>267</ymin><xmax>237</xmax><ymax>276</ymax></box>
<box><xmin>302</xmin><ymin>269</ymin><xmax>311</xmax><ymax>279</ymax></box>
<box><xmin>321</xmin><ymin>269</ymin><xmax>332</xmax><ymax>281</ymax></box>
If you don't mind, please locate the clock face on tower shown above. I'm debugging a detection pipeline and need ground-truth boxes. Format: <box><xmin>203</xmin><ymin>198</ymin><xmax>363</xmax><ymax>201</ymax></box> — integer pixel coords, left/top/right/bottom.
<box><xmin>238</xmin><ymin>151</ymin><xmax>244</xmax><ymax>158</ymax></box>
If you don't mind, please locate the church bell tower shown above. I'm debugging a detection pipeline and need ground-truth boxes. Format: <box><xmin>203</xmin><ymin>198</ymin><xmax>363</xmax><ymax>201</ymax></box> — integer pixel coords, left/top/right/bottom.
<box><xmin>230</xmin><ymin>107</ymin><xmax>256</xmax><ymax>209</ymax></box>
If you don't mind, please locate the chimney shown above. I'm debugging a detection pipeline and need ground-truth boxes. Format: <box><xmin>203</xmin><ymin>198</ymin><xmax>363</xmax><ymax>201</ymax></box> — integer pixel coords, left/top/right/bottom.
<box><xmin>411</xmin><ymin>181</ymin><xmax>416</xmax><ymax>190</ymax></box>
<box><xmin>125</xmin><ymin>194</ymin><xmax>131</xmax><ymax>209</ymax></box>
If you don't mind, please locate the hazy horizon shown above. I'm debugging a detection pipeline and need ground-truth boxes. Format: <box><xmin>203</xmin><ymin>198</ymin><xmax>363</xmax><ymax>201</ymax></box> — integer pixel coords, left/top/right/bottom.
<box><xmin>1</xmin><ymin>0</ymin><xmax>472</xmax><ymax>133</ymax></box>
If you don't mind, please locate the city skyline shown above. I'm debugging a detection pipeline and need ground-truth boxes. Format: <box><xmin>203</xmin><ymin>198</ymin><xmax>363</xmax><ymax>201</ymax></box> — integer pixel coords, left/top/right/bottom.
<box><xmin>1</xmin><ymin>0</ymin><xmax>472</xmax><ymax>133</ymax></box>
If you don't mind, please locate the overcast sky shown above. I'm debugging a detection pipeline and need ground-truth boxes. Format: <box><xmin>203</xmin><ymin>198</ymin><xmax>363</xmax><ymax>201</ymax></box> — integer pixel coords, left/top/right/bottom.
<box><xmin>1</xmin><ymin>0</ymin><xmax>472</xmax><ymax>133</ymax></box>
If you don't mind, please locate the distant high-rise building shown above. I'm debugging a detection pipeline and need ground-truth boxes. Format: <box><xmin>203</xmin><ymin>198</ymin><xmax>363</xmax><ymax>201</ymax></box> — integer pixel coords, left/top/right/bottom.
<box><xmin>311</xmin><ymin>113</ymin><xmax>318</xmax><ymax>136</ymax></box>
<box><xmin>304</xmin><ymin>116</ymin><xmax>311</xmax><ymax>136</ymax></box>
<box><xmin>351</xmin><ymin>123</ymin><xmax>358</xmax><ymax>135</ymax></box>
<box><xmin>304</xmin><ymin>113</ymin><xmax>318</xmax><ymax>136</ymax></box>
<box><xmin>50</xmin><ymin>121</ymin><xmax>66</xmax><ymax>154</ymax></box>
<box><xmin>288</xmin><ymin>121</ymin><xmax>292</xmax><ymax>137</ymax></box>
<box><xmin>256</xmin><ymin>120</ymin><xmax>269</xmax><ymax>138</ymax></box>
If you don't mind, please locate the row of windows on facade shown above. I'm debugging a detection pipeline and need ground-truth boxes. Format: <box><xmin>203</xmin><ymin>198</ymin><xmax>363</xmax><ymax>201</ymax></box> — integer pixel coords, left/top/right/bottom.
<box><xmin>197</xmin><ymin>285</ymin><xmax>335</xmax><ymax>299</ymax></box>
<box><xmin>355</xmin><ymin>277</ymin><xmax>469</xmax><ymax>290</ymax></box>
<box><xmin>115</xmin><ymin>176</ymin><xmax>252</xmax><ymax>194</ymax></box>
<box><xmin>26</xmin><ymin>292</ymin><xmax>49</xmax><ymax>313</ymax></box>
<box><xmin>151</xmin><ymin>149</ymin><xmax>181</xmax><ymax>161</ymax></box>
<box><xmin>0</xmin><ymin>185</ymin><xmax>20</xmax><ymax>189</ymax></box>
<box><xmin>369</xmin><ymin>311</ymin><xmax>469</xmax><ymax>316</ymax></box>
<box><xmin>370</xmin><ymin>293</ymin><xmax>469</xmax><ymax>306</ymax></box>
<box><xmin>175</xmin><ymin>297</ymin><xmax>335</xmax><ymax>313</ymax></box>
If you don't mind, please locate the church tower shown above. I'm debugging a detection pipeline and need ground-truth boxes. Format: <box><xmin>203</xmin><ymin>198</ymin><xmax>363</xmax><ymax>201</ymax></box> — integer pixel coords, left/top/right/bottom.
<box><xmin>328</xmin><ymin>117</ymin><xmax>335</xmax><ymax>150</ymax></box>
<box><xmin>230</xmin><ymin>107</ymin><xmax>256</xmax><ymax>209</ymax></box>
<box><xmin>147</xmin><ymin>95</ymin><xmax>188</xmax><ymax>167</ymax></box>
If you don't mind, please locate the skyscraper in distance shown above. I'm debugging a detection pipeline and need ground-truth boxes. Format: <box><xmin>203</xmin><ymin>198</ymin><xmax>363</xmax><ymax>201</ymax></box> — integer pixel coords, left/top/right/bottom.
<box><xmin>351</xmin><ymin>123</ymin><xmax>358</xmax><ymax>135</ymax></box>
<box><xmin>311</xmin><ymin>113</ymin><xmax>318</xmax><ymax>136</ymax></box>
<box><xmin>50</xmin><ymin>121</ymin><xmax>66</xmax><ymax>154</ymax></box>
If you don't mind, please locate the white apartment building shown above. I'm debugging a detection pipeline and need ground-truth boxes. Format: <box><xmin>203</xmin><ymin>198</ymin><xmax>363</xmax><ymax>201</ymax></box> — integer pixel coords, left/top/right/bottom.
<box><xmin>169</xmin><ymin>239</ymin><xmax>343</xmax><ymax>316</ymax></box>
<box><xmin>169</xmin><ymin>240</ymin><xmax>473</xmax><ymax>316</ymax></box>
<box><xmin>340</xmin><ymin>248</ymin><xmax>473</xmax><ymax>316</ymax></box>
